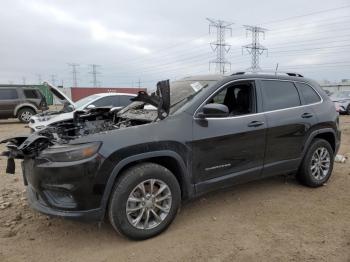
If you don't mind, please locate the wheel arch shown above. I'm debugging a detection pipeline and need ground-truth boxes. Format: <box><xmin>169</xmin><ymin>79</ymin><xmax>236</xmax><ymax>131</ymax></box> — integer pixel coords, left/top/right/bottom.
<box><xmin>14</xmin><ymin>104</ymin><xmax>38</xmax><ymax>116</ymax></box>
<box><xmin>303</xmin><ymin>128</ymin><xmax>337</xmax><ymax>156</ymax></box>
<box><xmin>100</xmin><ymin>150</ymin><xmax>194</xmax><ymax>214</ymax></box>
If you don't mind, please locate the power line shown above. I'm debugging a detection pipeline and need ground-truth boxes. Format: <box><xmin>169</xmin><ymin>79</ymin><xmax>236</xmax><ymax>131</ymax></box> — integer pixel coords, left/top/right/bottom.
<box><xmin>50</xmin><ymin>74</ymin><xmax>57</xmax><ymax>86</ymax></box>
<box><xmin>68</xmin><ymin>63</ymin><xmax>79</xmax><ymax>87</ymax></box>
<box><xmin>207</xmin><ymin>18</ymin><xmax>233</xmax><ymax>74</ymax></box>
<box><xmin>261</xmin><ymin>4</ymin><xmax>350</xmax><ymax>25</ymax></box>
<box><xmin>242</xmin><ymin>25</ymin><xmax>268</xmax><ymax>72</ymax></box>
<box><xmin>89</xmin><ymin>64</ymin><xmax>101</xmax><ymax>87</ymax></box>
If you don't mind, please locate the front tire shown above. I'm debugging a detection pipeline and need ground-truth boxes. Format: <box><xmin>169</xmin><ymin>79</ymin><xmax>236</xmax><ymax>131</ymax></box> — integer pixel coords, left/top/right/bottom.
<box><xmin>108</xmin><ymin>163</ymin><xmax>181</xmax><ymax>240</ymax></box>
<box><xmin>17</xmin><ymin>108</ymin><xmax>35</xmax><ymax>123</ymax></box>
<box><xmin>297</xmin><ymin>139</ymin><xmax>334</xmax><ymax>187</ymax></box>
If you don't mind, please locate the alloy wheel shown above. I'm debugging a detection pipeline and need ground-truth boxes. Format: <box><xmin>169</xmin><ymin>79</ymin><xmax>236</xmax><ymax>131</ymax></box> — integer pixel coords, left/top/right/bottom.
<box><xmin>310</xmin><ymin>147</ymin><xmax>331</xmax><ymax>181</ymax></box>
<box><xmin>21</xmin><ymin>111</ymin><xmax>33</xmax><ymax>122</ymax></box>
<box><xmin>126</xmin><ymin>179</ymin><xmax>172</xmax><ymax>230</ymax></box>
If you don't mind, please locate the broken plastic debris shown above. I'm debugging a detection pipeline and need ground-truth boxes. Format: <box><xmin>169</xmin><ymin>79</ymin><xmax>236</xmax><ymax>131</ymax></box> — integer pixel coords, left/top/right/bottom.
<box><xmin>334</xmin><ymin>154</ymin><xmax>347</xmax><ymax>163</ymax></box>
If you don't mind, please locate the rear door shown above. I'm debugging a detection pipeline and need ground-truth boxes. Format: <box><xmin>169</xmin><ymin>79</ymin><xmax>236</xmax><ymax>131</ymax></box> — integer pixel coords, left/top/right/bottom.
<box><xmin>0</xmin><ymin>88</ymin><xmax>19</xmax><ymax>117</ymax></box>
<box><xmin>259</xmin><ymin>80</ymin><xmax>318</xmax><ymax>177</ymax></box>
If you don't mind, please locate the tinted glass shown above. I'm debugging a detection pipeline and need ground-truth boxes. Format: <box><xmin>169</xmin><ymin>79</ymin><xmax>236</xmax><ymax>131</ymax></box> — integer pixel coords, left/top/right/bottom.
<box><xmin>295</xmin><ymin>82</ymin><xmax>321</xmax><ymax>104</ymax></box>
<box><xmin>119</xmin><ymin>96</ymin><xmax>134</xmax><ymax>106</ymax></box>
<box><xmin>23</xmin><ymin>89</ymin><xmax>39</xmax><ymax>99</ymax></box>
<box><xmin>0</xmin><ymin>89</ymin><xmax>18</xmax><ymax>100</ymax></box>
<box><xmin>261</xmin><ymin>80</ymin><xmax>301</xmax><ymax>111</ymax></box>
<box><xmin>207</xmin><ymin>81</ymin><xmax>255</xmax><ymax>116</ymax></box>
<box><xmin>93</xmin><ymin>96</ymin><xmax>119</xmax><ymax>107</ymax></box>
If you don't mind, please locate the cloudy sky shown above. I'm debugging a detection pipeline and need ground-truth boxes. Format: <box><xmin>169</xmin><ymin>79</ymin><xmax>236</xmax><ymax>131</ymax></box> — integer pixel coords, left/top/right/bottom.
<box><xmin>0</xmin><ymin>0</ymin><xmax>349</xmax><ymax>88</ymax></box>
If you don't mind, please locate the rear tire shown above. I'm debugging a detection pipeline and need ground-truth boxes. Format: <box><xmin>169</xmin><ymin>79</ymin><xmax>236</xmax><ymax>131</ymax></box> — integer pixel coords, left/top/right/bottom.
<box><xmin>17</xmin><ymin>108</ymin><xmax>35</xmax><ymax>123</ymax></box>
<box><xmin>297</xmin><ymin>139</ymin><xmax>334</xmax><ymax>187</ymax></box>
<box><xmin>108</xmin><ymin>162</ymin><xmax>181</xmax><ymax>240</ymax></box>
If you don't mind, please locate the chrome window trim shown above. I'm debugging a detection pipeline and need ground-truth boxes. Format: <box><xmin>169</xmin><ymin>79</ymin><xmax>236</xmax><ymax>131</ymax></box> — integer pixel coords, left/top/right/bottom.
<box><xmin>193</xmin><ymin>78</ymin><xmax>323</xmax><ymax>120</ymax></box>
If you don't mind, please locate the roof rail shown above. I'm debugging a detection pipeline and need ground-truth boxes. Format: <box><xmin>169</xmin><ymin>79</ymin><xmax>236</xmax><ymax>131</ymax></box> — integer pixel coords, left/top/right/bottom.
<box><xmin>231</xmin><ymin>70</ymin><xmax>304</xmax><ymax>78</ymax></box>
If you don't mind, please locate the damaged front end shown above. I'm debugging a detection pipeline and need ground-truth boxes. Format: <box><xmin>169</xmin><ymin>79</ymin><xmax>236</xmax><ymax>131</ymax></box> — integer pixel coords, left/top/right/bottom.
<box><xmin>1</xmin><ymin>80</ymin><xmax>170</xmax><ymax>174</ymax></box>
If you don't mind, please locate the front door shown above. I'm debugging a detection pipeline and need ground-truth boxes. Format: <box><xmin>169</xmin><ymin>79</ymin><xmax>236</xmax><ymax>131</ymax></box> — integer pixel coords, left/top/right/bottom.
<box><xmin>191</xmin><ymin>80</ymin><xmax>267</xmax><ymax>194</ymax></box>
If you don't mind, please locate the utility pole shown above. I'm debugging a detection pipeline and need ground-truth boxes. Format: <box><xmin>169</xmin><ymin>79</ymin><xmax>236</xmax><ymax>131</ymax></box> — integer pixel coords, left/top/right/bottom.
<box><xmin>68</xmin><ymin>63</ymin><xmax>79</xmax><ymax>87</ymax></box>
<box><xmin>36</xmin><ymin>74</ymin><xmax>42</xmax><ymax>84</ymax></box>
<box><xmin>242</xmin><ymin>25</ymin><xmax>268</xmax><ymax>72</ymax></box>
<box><xmin>207</xmin><ymin>18</ymin><xmax>233</xmax><ymax>74</ymax></box>
<box><xmin>22</xmin><ymin>77</ymin><xmax>26</xmax><ymax>85</ymax></box>
<box><xmin>89</xmin><ymin>64</ymin><xmax>101</xmax><ymax>87</ymax></box>
<box><xmin>50</xmin><ymin>74</ymin><xmax>57</xmax><ymax>86</ymax></box>
<box><xmin>138</xmin><ymin>79</ymin><xmax>141</xmax><ymax>89</ymax></box>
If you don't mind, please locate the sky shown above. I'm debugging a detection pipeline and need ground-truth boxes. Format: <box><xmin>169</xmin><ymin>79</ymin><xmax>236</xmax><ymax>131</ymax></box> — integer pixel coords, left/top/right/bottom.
<box><xmin>0</xmin><ymin>0</ymin><xmax>350</xmax><ymax>89</ymax></box>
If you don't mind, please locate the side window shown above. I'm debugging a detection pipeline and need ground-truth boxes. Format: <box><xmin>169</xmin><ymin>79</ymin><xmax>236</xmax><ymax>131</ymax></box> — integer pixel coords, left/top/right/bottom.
<box><xmin>119</xmin><ymin>96</ymin><xmax>134</xmax><ymax>107</ymax></box>
<box><xmin>295</xmin><ymin>82</ymin><xmax>321</xmax><ymax>104</ymax></box>
<box><xmin>206</xmin><ymin>81</ymin><xmax>256</xmax><ymax>116</ymax></box>
<box><xmin>93</xmin><ymin>96</ymin><xmax>119</xmax><ymax>107</ymax></box>
<box><xmin>261</xmin><ymin>80</ymin><xmax>301</xmax><ymax>111</ymax></box>
<box><xmin>23</xmin><ymin>89</ymin><xmax>39</xmax><ymax>99</ymax></box>
<box><xmin>0</xmin><ymin>89</ymin><xmax>18</xmax><ymax>100</ymax></box>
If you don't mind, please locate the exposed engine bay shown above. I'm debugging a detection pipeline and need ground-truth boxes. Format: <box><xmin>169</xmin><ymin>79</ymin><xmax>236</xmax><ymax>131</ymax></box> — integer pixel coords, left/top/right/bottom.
<box><xmin>1</xmin><ymin>80</ymin><xmax>170</xmax><ymax>173</ymax></box>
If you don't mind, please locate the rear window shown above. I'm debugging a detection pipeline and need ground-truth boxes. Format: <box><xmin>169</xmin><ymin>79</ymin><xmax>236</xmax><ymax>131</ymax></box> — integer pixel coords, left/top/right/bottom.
<box><xmin>261</xmin><ymin>80</ymin><xmax>301</xmax><ymax>111</ymax></box>
<box><xmin>0</xmin><ymin>89</ymin><xmax>18</xmax><ymax>100</ymax></box>
<box><xmin>23</xmin><ymin>89</ymin><xmax>39</xmax><ymax>99</ymax></box>
<box><xmin>119</xmin><ymin>96</ymin><xmax>134</xmax><ymax>107</ymax></box>
<box><xmin>295</xmin><ymin>83</ymin><xmax>321</xmax><ymax>104</ymax></box>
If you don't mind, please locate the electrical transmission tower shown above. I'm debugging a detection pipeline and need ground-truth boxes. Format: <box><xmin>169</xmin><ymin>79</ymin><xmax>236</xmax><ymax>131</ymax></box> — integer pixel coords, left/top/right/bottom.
<box><xmin>207</xmin><ymin>18</ymin><xmax>233</xmax><ymax>74</ymax></box>
<box><xmin>242</xmin><ymin>25</ymin><xmax>268</xmax><ymax>72</ymax></box>
<box><xmin>89</xmin><ymin>64</ymin><xmax>101</xmax><ymax>87</ymax></box>
<box><xmin>68</xmin><ymin>63</ymin><xmax>79</xmax><ymax>87</ymax></box>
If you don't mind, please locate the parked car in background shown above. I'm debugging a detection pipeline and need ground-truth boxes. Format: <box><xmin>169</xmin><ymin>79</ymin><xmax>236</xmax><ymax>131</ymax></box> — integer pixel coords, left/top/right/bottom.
<box><xmin>2</xmin><ymin>72</ymin><xmax>340</xmax><ymax>240</ymax></box>
<box><xmin>29</xmin><ymin>84</ymin><xmax>136</xmax><ymax>131</ymax></box>
<box><xmin>330</xmin><ymin>90</ymin><xmax>350</xmax><ymax>114</ymax></box>
<box><xmin>323</xmin><ymin>89</ymin><xmax>332</xmax><ymax>96</ymax></box>
<box><xmin>0</xmin><ymin>85</ymin><xmax>48</xmax><ymax>123</ymax></box>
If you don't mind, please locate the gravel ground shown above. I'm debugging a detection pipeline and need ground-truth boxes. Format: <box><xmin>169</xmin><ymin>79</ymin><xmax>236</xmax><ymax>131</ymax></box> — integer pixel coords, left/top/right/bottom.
<box><xmin>0</xmin><ymin>117</ymin><xmax>349</xmax><ymax>262</ymax></box>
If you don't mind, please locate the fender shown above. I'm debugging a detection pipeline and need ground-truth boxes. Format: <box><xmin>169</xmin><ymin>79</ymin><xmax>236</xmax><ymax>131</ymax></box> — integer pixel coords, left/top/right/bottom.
<box><xmin>99</xmin><ymin>150</ymin><xmax>194</xmax><ymax>213</ymax></box>
<box><xmin>14</xmin><ymin>103</ymin><xmax>38</xmax><ymax>116</ymax></box>
<box><xmin>302</xmin><ymin>128</ymin><xmax>337</xmax><ymax>157</ymax></box>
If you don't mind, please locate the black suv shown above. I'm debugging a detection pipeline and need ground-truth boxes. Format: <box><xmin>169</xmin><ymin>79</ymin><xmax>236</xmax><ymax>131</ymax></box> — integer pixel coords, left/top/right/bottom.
<box><xmin>0</xmin><ymin>85</ymin><xmax>48</xmax><ymax>123</ymax></box>
<box><xmin>1</xmin><ymin>72</ymin><xmax>341</xmax><ymax>240</ymax></box>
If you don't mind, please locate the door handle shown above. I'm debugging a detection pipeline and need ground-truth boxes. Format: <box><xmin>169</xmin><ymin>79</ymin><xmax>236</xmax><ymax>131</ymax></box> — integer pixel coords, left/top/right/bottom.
<box><xmin>301</xmin><ymin>112</ymin><xmax>313</xmax><ymax>118</ymax></box>
<box><xmin>248</xmin><ymin>121</ymin><xmax>264</xmax><ymax>127</ymax></box>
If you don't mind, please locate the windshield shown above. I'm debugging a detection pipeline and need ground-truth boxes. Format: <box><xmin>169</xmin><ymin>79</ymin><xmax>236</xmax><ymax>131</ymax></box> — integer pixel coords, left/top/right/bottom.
<box><xmin>75</xmin><ymin>94</ymin><xmax>101</xmax><ymax>110</ymax></box>
<box><xmin>119</xmin><ymin>79</ymin><xmax>219</xmax><ymax>118</ymax></box>
<box><xmin>332</xmin><ymin>91</ymin><xmax>350</xmax><ymax>99</ymax></box>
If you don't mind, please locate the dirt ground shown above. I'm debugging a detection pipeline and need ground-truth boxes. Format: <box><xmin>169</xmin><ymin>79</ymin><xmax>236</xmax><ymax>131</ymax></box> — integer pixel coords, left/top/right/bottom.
<box><xmin>0</xmin><ymin>117</ymin><xmax>349</xmax><ymax>262</ymax></box>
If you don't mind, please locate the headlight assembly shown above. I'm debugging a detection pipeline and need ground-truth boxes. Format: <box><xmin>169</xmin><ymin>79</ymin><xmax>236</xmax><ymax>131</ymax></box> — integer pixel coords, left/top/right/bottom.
<box><xmin>40</xmin><ymin>142</ymin><xmax>101</xmax><ymax>162</ymax></box>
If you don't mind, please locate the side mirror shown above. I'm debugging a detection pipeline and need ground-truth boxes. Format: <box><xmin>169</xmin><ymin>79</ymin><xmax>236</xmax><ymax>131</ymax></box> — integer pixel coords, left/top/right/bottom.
<box><xmin>197</xmin><ymin>103</ymin><xmax>229</xmax><ymax>118</ymax></box>
<box><xmin>86</xmin><ymin>104</ymin><xmax>96</xmax><ymax>109</ymax></box>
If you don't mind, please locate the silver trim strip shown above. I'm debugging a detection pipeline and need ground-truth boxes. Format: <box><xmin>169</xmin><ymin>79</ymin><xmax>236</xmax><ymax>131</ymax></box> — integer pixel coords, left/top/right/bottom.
<box><xmin>193</xmin><ymin>78</ymin><xmax>323</xmax><ymax>120</ymax></box>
